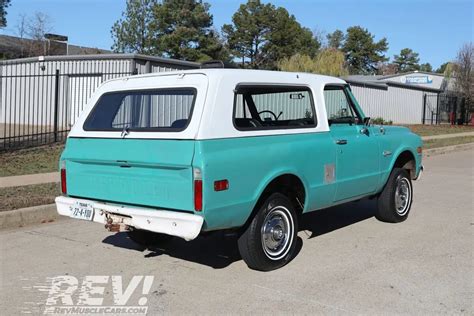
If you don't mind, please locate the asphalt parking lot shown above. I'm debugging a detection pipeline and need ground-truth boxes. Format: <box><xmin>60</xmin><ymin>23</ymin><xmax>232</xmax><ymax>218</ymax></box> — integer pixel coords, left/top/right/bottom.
<box><xmin>1</xmin><ymin>149</ymin><xmax>472</xmax><ymax>315</ymax></box>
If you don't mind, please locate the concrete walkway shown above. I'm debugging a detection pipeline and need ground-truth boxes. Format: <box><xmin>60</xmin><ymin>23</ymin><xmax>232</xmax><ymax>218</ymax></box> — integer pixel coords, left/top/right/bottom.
<box><xmin>0</xmin><ymin>172</ymin><xmax>59</xmax><ymax>188</ymax></box>
<box><xmin>0</xmin><ymin>131</ymin><xmax>473</xmax><ymax>189</ymax></box>
<box><xmin>422</xmin><ymin>131</ymin><xmax>474</xmax><ymax>140</ymax></box>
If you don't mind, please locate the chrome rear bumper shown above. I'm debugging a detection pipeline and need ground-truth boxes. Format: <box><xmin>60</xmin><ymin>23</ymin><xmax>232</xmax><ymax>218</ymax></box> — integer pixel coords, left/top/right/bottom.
<box><xmin>55</xmin><ymin>196</ymin><xmax>203</xmax><ymax>241</ymax></box>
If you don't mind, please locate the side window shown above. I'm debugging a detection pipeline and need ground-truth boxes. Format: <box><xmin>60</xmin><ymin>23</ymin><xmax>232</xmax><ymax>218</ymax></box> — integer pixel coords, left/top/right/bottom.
<box><xmin>323</xmin><ymin>86</ymin><xmax>361</xmax><ymax>125</ymax></box>
<box><xmin>234</xmin><ymin>86</ymin><xmax>317</xmax><ymax>130</ymax></box>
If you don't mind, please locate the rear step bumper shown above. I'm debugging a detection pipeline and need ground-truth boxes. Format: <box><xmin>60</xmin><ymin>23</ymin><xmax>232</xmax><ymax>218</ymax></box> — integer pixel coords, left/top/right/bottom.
<box><xmin>55</xmin><ymin>196</ymin><xmax>204</xmax><ymax>241</ymax></box>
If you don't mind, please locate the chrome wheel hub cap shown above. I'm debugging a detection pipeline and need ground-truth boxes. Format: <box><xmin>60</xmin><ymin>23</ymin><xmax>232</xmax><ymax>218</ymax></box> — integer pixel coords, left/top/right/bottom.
<box><xmin>395</xmin><ymin>177</ymin><xmax>411</xmax><ymax>216</ymax></box>
<box><xmin>261</xmin><ymin>207</ymin><xmax>294</xmax><ymax>260</ymax></box>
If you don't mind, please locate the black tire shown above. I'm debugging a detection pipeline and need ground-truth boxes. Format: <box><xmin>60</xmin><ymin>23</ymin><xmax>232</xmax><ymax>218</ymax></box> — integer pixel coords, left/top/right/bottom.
<box><xmin>127</xmin><ymin>229</ymin><xmax>172</xmax><ymax>246</ymax></box>
<box><xmin>376</xmin><ymin>168</ymin><xmax>413</xmax><ymax>223</ymax></box>
<box><xmin>238</xmin><ymin>193</ymin><xmax>298</xmax><ymax>271</ymax></box>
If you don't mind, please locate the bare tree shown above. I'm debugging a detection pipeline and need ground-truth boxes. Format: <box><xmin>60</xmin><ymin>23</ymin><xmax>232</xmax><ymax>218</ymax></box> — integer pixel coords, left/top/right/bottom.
<box><xmin>25</xmin><ymin>12</ymin><xmax>52</xmax><ymax>56</ymax></box>
<box><xmin>376</xmin><ymin>62</ymin><xmax>399</xmax><ymax>75</ymax></box>
<box><xmin>312</xmin><ymin>27</ymin><xmax>327</xmax><ymax>48</ymax></box>
<box><xmin>454</xmin><ymin>43</ymin><xmax>474</xmax><ymax>118</ymax></box>
<box><xmin>16</xmin><ymin>13</ymin><xmax>28</xmax><ymax>57</ymax></box>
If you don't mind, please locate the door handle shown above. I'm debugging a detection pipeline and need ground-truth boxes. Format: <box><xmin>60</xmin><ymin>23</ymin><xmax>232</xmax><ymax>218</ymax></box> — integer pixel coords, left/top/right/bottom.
<box><xmin>336</xmin><ymin>139</ymin><xmax>347</xmax><ymax>145</ymax></box>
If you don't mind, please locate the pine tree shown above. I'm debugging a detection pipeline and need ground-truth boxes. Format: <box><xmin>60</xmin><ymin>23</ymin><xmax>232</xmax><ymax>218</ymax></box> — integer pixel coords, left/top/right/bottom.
<box><xmin>342</xmin><ymin>26</ymin><xmax>388</xmax><ymax>74</ymax></box>
<box><xmin>393</xmin><ymin>48</ymin><xmax>420</xmax><ymax>72</ymax></box>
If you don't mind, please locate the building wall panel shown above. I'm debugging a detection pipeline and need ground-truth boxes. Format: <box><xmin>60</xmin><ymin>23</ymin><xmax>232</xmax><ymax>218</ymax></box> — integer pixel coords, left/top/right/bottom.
<box><xmin>350</xmin><ymin>84</ymin><xmax>437</xmax><ymax>124</ymax></box>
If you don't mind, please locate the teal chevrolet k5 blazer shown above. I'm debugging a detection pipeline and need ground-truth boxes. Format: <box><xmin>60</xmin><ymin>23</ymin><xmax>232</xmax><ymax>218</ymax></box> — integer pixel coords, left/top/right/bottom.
<box><xmin>56</xmin><ymin>68</ymin><xmax>423</xmax><ymax>271</ymax></box>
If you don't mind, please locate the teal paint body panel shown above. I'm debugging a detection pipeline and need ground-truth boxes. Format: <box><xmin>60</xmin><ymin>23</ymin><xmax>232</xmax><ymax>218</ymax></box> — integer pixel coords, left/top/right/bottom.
<box><xmin>61</xmin><ymin>138</ymin><xmax>196</xmax><ymax>211</ymax></box>
<box><xmin>60</xmin><ymin>127</ymin><xmax>422</xmax><ymax>233</ymax></box>
<box><xmin>373</xmin><ymin>125</ymin><xmax>423</xmax><ymax>187</ymax></box>
<box><xmin>329</xmin><ymin>124</ymin><xmax>380</xmax><ymax>201</ymax></box>
<box><xmin>194</xmin><ymin>133</ymin><xmax>337</xmax><ymax>231</ymax></box>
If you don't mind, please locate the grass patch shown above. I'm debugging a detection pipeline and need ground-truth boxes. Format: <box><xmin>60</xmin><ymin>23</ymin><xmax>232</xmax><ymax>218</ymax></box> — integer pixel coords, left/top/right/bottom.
<box><xmin>404</xmin><ymin>124</ymin><xmax>473</xmax><ymax>137</ymax></box>
<box><xmin>0</xmin><ymin>144</ymin><xmax>64</xmax><ymax>177</ymax></box>
<box><xmin>424</xmin><ymin>136</ymin><xmax>474</xmax><ymax>149</ymax></box>
<box><xmin>0</xmin><ymin>183</ymin><xmax>59</xmax><ymax>212</ymax></box>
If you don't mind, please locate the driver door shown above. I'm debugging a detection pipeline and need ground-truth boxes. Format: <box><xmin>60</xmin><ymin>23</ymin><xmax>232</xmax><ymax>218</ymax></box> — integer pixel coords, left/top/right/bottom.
<box><xmin>324</xmin><ymin>85</ymin><xmax>380</xmax><ymax>202</ymax></box>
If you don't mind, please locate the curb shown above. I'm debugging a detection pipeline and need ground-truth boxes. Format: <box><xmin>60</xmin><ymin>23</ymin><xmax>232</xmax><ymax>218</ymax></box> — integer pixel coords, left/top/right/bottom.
<box><xmin>423</xmin><ymin>142</ymin><xmax>474</xmax><ymax>157</ymax></box>
<box><xmin>0</xmin><ymin>204</ymin><xmax>63</xmax><ymax>230</ymax></box>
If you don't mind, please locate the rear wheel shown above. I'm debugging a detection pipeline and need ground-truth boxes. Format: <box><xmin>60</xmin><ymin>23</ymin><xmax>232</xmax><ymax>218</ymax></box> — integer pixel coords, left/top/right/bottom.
<box><xmin>127</xmin><ymin>229</ymin><xmax>172</xmax><ymax>246</ymax></box>
<box><xmin>376</xmin><ymin>168</ymin><xmax>413</xmax><ymax>223</ymax></box>
<box><xmin>238</xmin><ymin>193</ymin><xmax>298</xmax><ymax>271</ymax></box>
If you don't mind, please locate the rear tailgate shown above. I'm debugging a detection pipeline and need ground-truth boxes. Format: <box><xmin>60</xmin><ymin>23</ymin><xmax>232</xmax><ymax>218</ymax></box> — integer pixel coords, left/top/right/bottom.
<box><xmin>61</xmin><ymin>73</ymin><xmax>208</xmax><ymax>211</ymax></box>
<box><xmin>62</xmin><ymin>138</ymin><xmax>195</xmax><ymax>211</ymax></box>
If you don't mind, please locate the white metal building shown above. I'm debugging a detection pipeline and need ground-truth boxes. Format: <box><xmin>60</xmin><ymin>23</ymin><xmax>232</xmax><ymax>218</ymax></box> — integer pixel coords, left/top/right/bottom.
<box><xmin>346</xmin><ymin>72</ymin><xmax>444</xmax><ymax>124</ymax></box>
<box><xmin>0</xmin><ymin>54</ymin><xmax>198</xmax><ymax>149</ymax></box>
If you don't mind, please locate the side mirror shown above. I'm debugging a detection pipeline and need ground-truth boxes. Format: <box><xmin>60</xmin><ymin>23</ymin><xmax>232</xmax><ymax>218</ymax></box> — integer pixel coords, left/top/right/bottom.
<box><xmin>363</xmin><ymin>117</ymin><xmax>371</xmax><ymax>126</ymax></box>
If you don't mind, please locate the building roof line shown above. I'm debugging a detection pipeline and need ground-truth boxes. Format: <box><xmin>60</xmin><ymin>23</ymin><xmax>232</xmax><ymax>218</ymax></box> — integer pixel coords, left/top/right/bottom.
<box><xmin>345</xmin><ymin>79</ymin><xmax>388</xmax><ymax>90</ymax></box>
<box><xmin>385</xmin><ymin>81</ymin><xmax>442</xmax><ymax>93</ymax></box>
<box><xmin>346</xmin><ymin>78</ymin><xmax>442</xmax><ymax>93</ymax></box>
<box><xmin>378</xmin><ymin>70</ymin><xmax>445</xmax><ymax>80</ymax></box>
<box><xmin>0</xmin><ymin>53</ymin><xmax>200</xmax><ymax>68</ymax></box>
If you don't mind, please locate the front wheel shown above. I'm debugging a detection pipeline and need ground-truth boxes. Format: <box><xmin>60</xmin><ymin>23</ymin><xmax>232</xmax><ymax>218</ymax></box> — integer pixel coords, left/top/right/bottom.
<box><xmin>238</xmin><ymin>193</ymin><xmax>298</xmax><ymax>271</ymax></box>
<box><xmin>376</xmin><ymin>168</ymin><xmax>413</xmax><ymax>223</ymax></box>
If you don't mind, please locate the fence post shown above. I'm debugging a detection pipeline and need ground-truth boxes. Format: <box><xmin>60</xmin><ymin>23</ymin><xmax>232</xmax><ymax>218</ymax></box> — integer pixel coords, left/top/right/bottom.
<box><xmin>436</xmin><ymin>93</ymin><xmax>440</xmax><ymax>125</ymax></box>
<box><xmin>422</xmin><ymin>94</ymin><xmax>427</xmax><ymax>124</ymax></box>
<box><xmin>53</xmin><ymin>69</ymin><xmax>60</xmax><ymax>142</ymax></box>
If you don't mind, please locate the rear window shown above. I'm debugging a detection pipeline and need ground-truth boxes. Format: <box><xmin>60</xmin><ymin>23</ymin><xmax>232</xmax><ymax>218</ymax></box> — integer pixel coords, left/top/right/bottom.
<box><xmin>83</xmin><ymin>88</ymin><xmax>196</xmax><ymax>131</ymax></box>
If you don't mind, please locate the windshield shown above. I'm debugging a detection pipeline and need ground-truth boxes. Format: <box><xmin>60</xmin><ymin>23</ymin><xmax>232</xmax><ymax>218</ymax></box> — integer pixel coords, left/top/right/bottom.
<box><xmin>83</xmin><ymin>88</ymin><xmax>196</xmax><ymax>132</ymax></box>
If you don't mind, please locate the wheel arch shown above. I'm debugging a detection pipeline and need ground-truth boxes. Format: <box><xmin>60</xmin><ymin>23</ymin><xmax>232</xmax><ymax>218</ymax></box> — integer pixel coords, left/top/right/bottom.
<box><xmin>391</xmin><ymin>149</ymin><xmax>418</xmax><ymax>180</ymax></box>
<box><xmin>240</xmin><ymin>172</ymin><xmax>308</xmax><ymax>231</ymax></box>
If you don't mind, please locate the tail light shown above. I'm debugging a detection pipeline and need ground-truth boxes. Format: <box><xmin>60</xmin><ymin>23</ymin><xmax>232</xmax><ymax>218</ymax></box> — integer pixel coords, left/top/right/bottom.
<box><xmin>60</xmin><ymin>161</ymin><xmax>67</xmax><ymax>194</ymax></box>
<box><xmin>193</xmin><ymin>168</ymin><xmax>202</xmax><ymax>211</ymax></box>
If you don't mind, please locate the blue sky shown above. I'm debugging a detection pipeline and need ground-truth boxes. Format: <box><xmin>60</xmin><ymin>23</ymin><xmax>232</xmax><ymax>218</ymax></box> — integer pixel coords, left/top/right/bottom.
<box><xmin>1</xmin><ymin>0</ymin><xmax>472</xmax><ymax>68</ymax></box>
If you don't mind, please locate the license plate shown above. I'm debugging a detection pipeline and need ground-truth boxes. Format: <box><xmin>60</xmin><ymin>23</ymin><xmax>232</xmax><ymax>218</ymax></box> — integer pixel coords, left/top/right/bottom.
<box><xmin>70</xmin><ymin>202</ymin><xmax>94</xmax><ymax>221</ymax></box>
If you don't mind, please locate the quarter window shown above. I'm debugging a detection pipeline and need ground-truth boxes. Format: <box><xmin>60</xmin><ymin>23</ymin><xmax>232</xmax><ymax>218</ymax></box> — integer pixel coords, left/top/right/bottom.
<box><xmin>233</xmin><ymin>85</ymin><xmax>316</xmax><ymax>130</ymax></box>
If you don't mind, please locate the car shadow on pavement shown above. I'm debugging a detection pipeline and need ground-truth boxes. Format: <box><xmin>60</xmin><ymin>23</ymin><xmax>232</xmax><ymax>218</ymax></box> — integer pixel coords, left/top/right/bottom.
<box><xmin>102</xmin><ymin>198</ymin><xmax>375</xmax><ymax>269</ymax></box>
<box><xmin>103</xmin><ymin>231</ymin><xmax>245</xmax><ymax>269</ymax></box>
<box><xmin>300</xmin><ymin>198</ymin><xmax>376</xmax><ymax>239</ymax></box>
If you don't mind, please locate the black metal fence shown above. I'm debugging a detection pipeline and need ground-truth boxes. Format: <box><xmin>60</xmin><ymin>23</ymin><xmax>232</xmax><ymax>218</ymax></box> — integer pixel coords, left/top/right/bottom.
<box><xmin>422</xmin><ymin>93</ymin><xmax>469</xmax><ymax>125</ymax></box>
<box><xmin>0</xmin><ymin>69</ymin><xmax>132</xmax><ymax>151</ymax></box>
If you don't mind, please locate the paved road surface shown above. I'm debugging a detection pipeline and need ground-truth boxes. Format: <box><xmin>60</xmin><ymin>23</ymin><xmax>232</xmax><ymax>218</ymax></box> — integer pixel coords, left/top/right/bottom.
<box><xmin>1</xmin><ymin>149</ymin><xmax>472</xmax><ymax>315</ymax></box>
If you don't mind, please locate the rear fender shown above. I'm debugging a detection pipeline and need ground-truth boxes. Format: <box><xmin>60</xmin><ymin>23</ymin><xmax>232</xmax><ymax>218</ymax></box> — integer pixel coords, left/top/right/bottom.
<box><xmin>246</xmin><ymin>169</ymin><xmax>310</xmax><ymax>218</ymax></box>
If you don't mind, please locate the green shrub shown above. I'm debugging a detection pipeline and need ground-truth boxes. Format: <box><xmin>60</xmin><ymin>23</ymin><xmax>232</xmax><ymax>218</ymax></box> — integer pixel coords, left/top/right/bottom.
<box><xmin>372</xmin><ymin>117</ymin><xmax>393</xmax><ymax>125</ymax></box>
